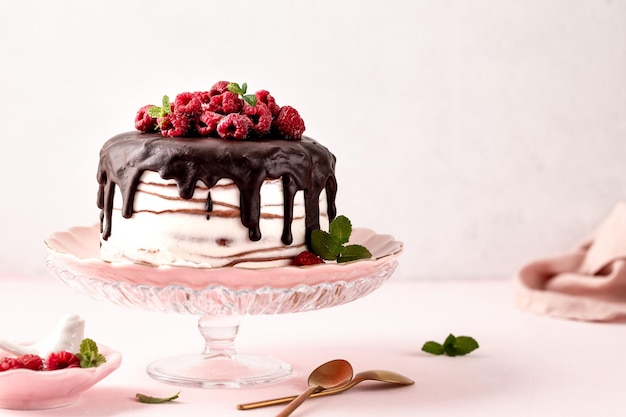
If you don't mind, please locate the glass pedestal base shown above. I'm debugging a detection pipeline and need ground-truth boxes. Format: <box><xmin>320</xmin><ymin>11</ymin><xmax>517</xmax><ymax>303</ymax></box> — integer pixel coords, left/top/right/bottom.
<box><xmin>146</xmin><ymin>313</ymin><xmax>291</xmax><ymax>388</ymax></box>
<box><xmin>147</xmin><ymin>353</ymin><xmax>292</xmax><ymax>388</ymax></box>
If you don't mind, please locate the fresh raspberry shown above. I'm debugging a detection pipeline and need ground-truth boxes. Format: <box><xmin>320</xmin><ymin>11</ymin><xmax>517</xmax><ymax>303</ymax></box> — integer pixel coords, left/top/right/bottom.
<box><xmin>242</xmin><ymin>102</ymin><xmax>272</xmax><ymax>136</ymax></box>
<box><xmin>222</xmin><ymin>92</ymin><xmax>244</xmax><ymax>114</ymax></box>
<box><xmin>159</xmin><ymin>112</ymin><xmax>192</xmax><ymax>137</ymax></box>
<box><xmin>273</xmin><ymin>106</ymin><xmax>305</xmax><ymax>140</ymax></box>
<box><xmin>46</xmin><ymin>351</ymin><xmax>81</xmax><ymax>370</ymax></box>
<box><xmin>194</xmin><ymin>91</ymin><xmax>212</xmax><ymax>107</ymax></box>
<box><xmin>209</xmin><ymin>81</ymin><xmax>230</xmax><ymax>96</ymax></box>
<box><xmin>174</xmin><ymin>92</ymin><xmax>202</xmax><ymax>116</ymax></box>
<box><xmin>208</xmin><ymin>92</ymin><xmax>243</xmax><ymax>114</ymax></box>
<box><xmin>196</xmin><ymin>110</ymin><xmax>223</xmax><ymax>136</ymax></box>
<box><xmin>207</xmin><ymin>95</ymin><xmax>222</xmax><ymax>112</ymax></box>
<box><xmin>291</xmin><ymin>251</ymin><xmax>325</xmax><ymax>266</ymax></box>
<box><xmin>217</xmin><ymin>113</ymin><xmax>253</xmax><ymax>140</ymax></box>
<box><xmin>0</xmin><ymin>357</ymin><xmax>20</xmax><ymax>372</ymax></box>
<box><xmin>135</xmin><ymin>104</ymin><xmax>158</xmax><ymax>133</ymax></box>
<box><xmin>17</xmin><ymin>354</ymin><xmax>44</xmax><ymax>371</ymax></box>
<box><xmin>255</xmin><ymin>90</ymin><xmax>280</xmax><ymax>116</ymax></box>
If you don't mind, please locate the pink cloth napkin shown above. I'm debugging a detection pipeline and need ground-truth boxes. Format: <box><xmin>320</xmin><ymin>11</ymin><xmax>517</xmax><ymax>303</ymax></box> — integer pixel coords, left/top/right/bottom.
<box><xmin>515</xmin><ymin>202</ymin><xmax>626</xmax><ymax>322</ymax></box>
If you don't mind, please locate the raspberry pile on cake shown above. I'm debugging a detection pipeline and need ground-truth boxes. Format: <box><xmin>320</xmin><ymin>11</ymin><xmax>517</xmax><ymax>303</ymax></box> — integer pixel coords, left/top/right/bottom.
<box><xmin>97</xmin><ymin>81</ymin><xmax>337</xmax><ymax>268</ymax></box>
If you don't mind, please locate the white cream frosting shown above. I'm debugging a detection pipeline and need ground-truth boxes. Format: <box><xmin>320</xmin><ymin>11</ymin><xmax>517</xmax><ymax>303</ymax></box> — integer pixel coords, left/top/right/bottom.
<box><xmin>100</xmin><ymin>171</ymin><xmax>329</xmax><ymax>268</ymax></box>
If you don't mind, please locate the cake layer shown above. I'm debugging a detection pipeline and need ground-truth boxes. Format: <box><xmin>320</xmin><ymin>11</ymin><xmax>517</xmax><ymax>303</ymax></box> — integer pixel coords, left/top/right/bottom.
<box><xmin>101</xmin><ymin>173</ymin><xmax>329</xmax><ymax>267</ymax></box>
<box><xmin>97</xmin><ymin>132</ymin><xmax>337</xmax><ymax>268</ymax></box>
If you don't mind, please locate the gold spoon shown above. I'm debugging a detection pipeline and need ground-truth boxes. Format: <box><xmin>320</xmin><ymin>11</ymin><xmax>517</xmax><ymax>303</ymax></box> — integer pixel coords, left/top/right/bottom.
<box><xmin>274</xmin><ymin>359</ymin><xmax>353</xmax><ymax>417</ymax></box>
<box><xmin>237</xmin><ymin>369</ymin><xmax>414</xmax><ymax>410</ymax></box>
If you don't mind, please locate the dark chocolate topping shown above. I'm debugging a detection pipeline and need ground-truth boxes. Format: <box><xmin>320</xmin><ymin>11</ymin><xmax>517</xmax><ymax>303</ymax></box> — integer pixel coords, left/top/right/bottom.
<box><xmin>97</xmin><ymin>132</ymin><xmax>337</xmax><ymax>246</ymax></box>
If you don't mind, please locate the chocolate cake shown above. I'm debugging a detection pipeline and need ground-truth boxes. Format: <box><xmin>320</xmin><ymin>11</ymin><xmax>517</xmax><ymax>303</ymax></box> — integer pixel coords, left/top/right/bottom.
<box><xmin>96</xmin><ymin>82</ymin><xmax>338</xmax><ymax>268</ymax></box>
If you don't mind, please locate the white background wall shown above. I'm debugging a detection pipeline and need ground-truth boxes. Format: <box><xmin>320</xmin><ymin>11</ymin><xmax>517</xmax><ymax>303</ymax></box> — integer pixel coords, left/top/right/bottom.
<box><xmin>1</xmin><ymin>0</ymin><xmax>625</xmax><ymax>280</ymax></box>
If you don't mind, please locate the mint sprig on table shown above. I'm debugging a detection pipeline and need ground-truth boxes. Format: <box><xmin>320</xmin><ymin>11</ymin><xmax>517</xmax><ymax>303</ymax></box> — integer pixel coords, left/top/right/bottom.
<box><xmin>76</xmin><ymin>338</ymin><xmax>107</xmax><ymax>368</ymax></box>
<box><xmin>227</xmin><ymin>82</ymin><xmax>257</xmax><ymax>106</ymax></box>
<box><xmin>311</xmin><ymin>215</ymin><xmax>372</xmax><ymax>263</ymax></box>
<box><xmin>422</xmin><ymin>334</ymin><xmax>479</xmax><ymax>356</ymax></box>
<box><xmin>135</xmin><ymin>391</ymin><xmax>180</xmax><ymax>404</ymax></box>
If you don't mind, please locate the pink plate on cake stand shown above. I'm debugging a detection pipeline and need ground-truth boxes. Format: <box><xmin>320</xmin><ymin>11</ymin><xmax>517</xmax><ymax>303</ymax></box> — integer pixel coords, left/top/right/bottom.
<box><xmin>44</xmin><ymin>224</ymin><xmax>402</xmax><ymax>388</ymax></box>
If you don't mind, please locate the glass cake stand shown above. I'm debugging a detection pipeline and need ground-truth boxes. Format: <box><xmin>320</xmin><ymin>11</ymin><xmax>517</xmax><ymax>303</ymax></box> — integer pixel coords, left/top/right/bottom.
<box><xmin>43</xmin><ymin>225</ymin><xmax>402</xmax><ymax>388</ymax></box>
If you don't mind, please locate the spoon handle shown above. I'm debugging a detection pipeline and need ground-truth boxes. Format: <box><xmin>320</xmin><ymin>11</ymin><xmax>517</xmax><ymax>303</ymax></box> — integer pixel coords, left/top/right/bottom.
<box><xmin>238</xmin><ymin>384</ymin><xmax>349</xmax><ymax>410</ymax></box>
<box><xmin>237</xmin><ymin>395</ymin><xmax>298</xmax><ymax>410</ymax></box>
<box><xmin>275</xmin><ymin>385</ymin><xmax>318</xmax><ymax>417</ymax></box>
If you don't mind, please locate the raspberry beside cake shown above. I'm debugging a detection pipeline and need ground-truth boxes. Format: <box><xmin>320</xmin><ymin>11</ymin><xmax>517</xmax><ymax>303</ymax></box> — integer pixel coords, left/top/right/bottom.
<box><xmin>97</xmin><ymin>82</ymin><xmax>337</xmax><ymax>268</ymax></box>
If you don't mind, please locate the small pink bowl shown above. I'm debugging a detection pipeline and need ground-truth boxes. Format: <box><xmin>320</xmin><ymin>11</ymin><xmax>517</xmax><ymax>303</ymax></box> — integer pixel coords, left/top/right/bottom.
<box><xmin>0</xmin><ymin>345</ymin><xmax>122</xmax><ymax>410</ymax></box>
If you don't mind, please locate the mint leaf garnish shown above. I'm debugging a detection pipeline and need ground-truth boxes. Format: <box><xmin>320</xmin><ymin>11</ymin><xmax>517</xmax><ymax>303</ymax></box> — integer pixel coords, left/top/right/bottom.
<box><xmin>338</xmin><ymin>244</ymin><xmax>372</xmax><ymax>263</ymax></box>
<box><xmin>135</xmin><ymin>392</ymin><xmax>180</xmax><ymax>404</ymax></box>
<box><xmin>310</xmin><ymin>215</ymin><xmax>372</xmax><ymax>263</ymax></box>
<box><xmin>227</xmin><ymin>82</ymin><xmax>245</xmax><ymax>95</ymax></box>
<box><xmin>227</xmin><ymin>81</ymin><xmax>257</xmax><ymax>106</ymax></box>
<box><xmin>148</xmin><ymin>95</ymin><xmax>172</xmax><ymax>127</ymax></box>
<box><xmin>329</xmin><ymin>215</ymin><xmax>352</xmax><ymax>244</ymax></box>
<box><xmin>422</xmin><ymin>334</ymin><xmax>479</xmax><ymax>356</ymax></box>
<box><xmin>162</xmin><ymin>95</ymin><xmax>170</xmax><ymax>112</ymax></box>
<box><xmin>311</xmin><ymin>229</ymin><xmax>343</xmax><ymax>260</ymax></box>
<box><xmin>76</xmin><ymin>338</ymin><xmax>107</xmax><ymax>368</ymax></box>
<box><xmin>243</xmin><ymin>94</ymin><xmax>257</xmax><ymax>106</ymax></box>
<box><xmin>147</xmin><ymin>106</ymin><xmax>161</xmax><ymax>118</ymax></box>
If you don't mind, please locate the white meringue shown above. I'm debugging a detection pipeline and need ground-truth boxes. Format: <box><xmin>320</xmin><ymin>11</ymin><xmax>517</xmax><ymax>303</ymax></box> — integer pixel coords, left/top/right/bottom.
<box><xmin>0</xmin><ymin>314</ymin><xmax>85</xmax><ymax>358</ymax></box>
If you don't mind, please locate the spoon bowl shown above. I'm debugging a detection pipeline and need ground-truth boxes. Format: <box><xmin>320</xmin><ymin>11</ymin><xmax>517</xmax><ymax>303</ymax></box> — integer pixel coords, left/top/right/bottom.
<box><xmin>275</xmin><ymin>359</ymin><xmax>353</xmax><ymax>417</ymax></box>
<box><xmin>322</xmin><ymin>369</ymin><xmax>414</xmax><ymax>395</ymax></box>
<box><xmin>237</xmin><ymin>369</ymin><xmax>414</xmax><ymax>410</ymax></box>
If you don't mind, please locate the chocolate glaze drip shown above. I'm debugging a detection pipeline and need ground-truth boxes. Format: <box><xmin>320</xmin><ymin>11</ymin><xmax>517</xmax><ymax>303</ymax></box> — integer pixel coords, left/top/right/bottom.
<box><xmin>97</xmin><ymin>132</ymin><xmax>337</xmax><ymax>247</ymax></box>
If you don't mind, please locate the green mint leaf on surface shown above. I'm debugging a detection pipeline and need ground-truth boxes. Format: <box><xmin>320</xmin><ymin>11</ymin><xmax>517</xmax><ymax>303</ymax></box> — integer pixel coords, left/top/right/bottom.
<box><xmin>337</xmin><ymin>244</ymin><xmax>372</xmax><ymax>263</ymax></box>
<box><xmin>453</xmin><ymin>336</ymin><xmax>480</xmax><ymax>355</ymax></box>
<box><xmin>311</xmin><ymin>229</ymin><xmax>343</xmax><ymax>260</ymax></box>
<box><xmin>443</xmin><ymin>334</ymin><xmax>457</xmax><ymax>356</ymax></box>
<box><xmin>136</xmin><ymin>392</ymin><xmax>180</xmax><ymax>404</ymax></box>
<box><xmin>77</xmin><ymin>338</ymin><xmax>107</xmax><ymax>368</ymax></box>
<box><xmin>329</xmin><ymin>215</ymin><xmax>352</xmax><ymax>244</ymax></box>
<box><xmin>423</xmin><ymin>334</ymin><xmax>479</xmax><ymax>356</ymax></box>
<box><xmin>421</xmin><ymin>341</ymin><xmax>445</xmax><ymax>355</ymax></box>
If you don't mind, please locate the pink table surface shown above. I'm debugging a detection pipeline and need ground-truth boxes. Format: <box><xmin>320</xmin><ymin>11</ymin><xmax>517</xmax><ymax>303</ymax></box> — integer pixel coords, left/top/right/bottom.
<box><xmin>0</xmin><ymin>275</ymin><xmax>624</xmax><ymax>416</ymax></box>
